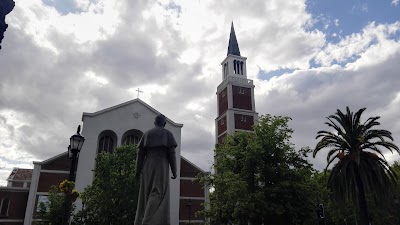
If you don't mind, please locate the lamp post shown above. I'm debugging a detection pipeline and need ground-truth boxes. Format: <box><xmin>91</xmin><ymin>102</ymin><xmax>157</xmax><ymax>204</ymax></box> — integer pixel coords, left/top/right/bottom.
<box><xmin>68</xmin><ymin>125</ymin><xmax>85</xmax><ymax>181</ymax></box>
<box><xmin>63</xmin><ymin>125</ymin><xmax>85</xmax><ymax>225</ymax></box>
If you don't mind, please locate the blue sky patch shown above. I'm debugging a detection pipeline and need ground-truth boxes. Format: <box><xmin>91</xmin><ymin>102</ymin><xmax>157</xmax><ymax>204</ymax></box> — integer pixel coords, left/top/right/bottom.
<box><xmin>309</xmin><ymin>58</ymin><xmax>320</xmax><ymax>68</ymax></box>
<box><xmin>307</xmin><ymin>0</ymin><xmax>400</xmax><ymax>43</ymax></box>
<box><xmin>42</xmin><ymin>0</ymin><xmax>83</xmax><ymax>15</ymax></box>
<box><xmin>258</xmin><ymin>68</ymin><xmax>295</xmax><ymax>81</ymax></box>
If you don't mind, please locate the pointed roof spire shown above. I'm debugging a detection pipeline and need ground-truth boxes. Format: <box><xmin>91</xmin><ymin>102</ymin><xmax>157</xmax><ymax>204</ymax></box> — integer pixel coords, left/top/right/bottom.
<box><xmin>227</xmin><ymin>22</ymin><xmax>241</xmax><ymax>56</ymax></box>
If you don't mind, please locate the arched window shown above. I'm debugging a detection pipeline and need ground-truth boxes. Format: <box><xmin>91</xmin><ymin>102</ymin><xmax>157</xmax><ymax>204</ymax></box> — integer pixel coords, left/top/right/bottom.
<box><xmin>98</xmin><ymin>136</ymin><xmax>114</xmax><ymax>153</ymax></box>
<box><xmin>123</xmin><ymin>135</ymin><xmax>140</xmax><ymax>145</ymax></box>
<box><xmin>122</xmin><ymin>129</ymin><xmax>143</xmax><ymax>146</ymax></box>
<box><xmin>240</xmin><ymin>61</ymin><xmax>244</xmax><ymax>75</ymax></box>
<box><xmin>233</xmin><ymin>60</ymin><xmax>237</xmax><ymax>74</ymax></box>
<box><xmin>0</xmin><ymin>197</ymin><xmax>9</xmax><ymax>216</ymax></box>
<box><xmin>97</xmin><ymin>130</ymin><xmax>117</xmax><ymax>153</ymax></box>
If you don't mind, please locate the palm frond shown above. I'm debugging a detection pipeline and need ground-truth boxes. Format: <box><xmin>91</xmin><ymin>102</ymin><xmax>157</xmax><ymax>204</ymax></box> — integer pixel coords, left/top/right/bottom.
<box><xmin>314</xmin><ymin>106</ymin><xmax>400</xmax><ymax>208</ymax></box>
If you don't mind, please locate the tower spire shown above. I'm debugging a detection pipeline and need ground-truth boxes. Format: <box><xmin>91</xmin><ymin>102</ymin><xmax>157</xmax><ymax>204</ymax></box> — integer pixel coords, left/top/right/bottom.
<box><xmin>227</xmin><ymin>22</ymin><xmax>241</xmax><ymax>56</ymax></box>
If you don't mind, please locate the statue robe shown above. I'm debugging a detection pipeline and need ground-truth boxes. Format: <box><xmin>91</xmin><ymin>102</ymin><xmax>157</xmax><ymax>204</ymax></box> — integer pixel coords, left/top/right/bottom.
<box><xmin>134</xmin><ymin>127</ymin><xmax>177</xmax><ymax>225</ymax></box>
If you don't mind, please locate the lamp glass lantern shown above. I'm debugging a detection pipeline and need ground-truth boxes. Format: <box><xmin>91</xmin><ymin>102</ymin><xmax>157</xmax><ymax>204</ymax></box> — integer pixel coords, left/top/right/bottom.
<box><xmin>69</xmin><ymin>132</ymin><xmax>85</xmax><ymax>159</ymax></box>
<box><xmin>67</xmin><ymin>145</ymin><xmax>72</xmax><ymax>159</ymax></box>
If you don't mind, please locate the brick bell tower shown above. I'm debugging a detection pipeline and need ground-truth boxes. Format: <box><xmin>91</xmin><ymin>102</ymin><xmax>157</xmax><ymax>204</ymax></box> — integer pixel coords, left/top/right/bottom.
<box><xmin>216</xmin><ymin>23</ymin><xmax>258</xmax><ymax>144</ymax></box>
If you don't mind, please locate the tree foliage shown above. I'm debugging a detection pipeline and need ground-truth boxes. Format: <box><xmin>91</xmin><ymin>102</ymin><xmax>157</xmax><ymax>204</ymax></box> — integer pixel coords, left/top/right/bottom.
<box><xmin>72</xmin><ymin>144</ymin><xmax>139</xmax><ymax>225</ymax></box>
<box><xmin>35</xmin><ymin>180</ymin><xmax>78</xmax><ymax>225</ymax></box>
<box><xmin>199</xmin><ymin>114</ymin><xmax>318</xmax><ymax>225</ymax></box>
<box><xmin>313</xmin><ymin>107</ymin><xmax>400</xmax><ymax>225</ymax></box>
<box><xmin>311</xmin><ymin>165</ymin><xmax>400</xmax><ymax>225</ymax></box>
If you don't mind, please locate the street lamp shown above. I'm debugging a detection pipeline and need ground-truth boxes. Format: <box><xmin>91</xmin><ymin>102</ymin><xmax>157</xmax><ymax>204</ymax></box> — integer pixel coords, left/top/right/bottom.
<box><xmin>68</xmin><ymin>125</ymin><xmax>85</xmax><ymax>181</ymax></box>
<box><xmin>63</xmin><ymin>125</ymin><xmax>85</xmax><ymax>225</ymax></box>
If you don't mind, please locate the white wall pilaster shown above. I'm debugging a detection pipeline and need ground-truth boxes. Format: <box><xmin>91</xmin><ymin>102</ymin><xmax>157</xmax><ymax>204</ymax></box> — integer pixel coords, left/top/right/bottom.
<box><xmin>24</xmin><ymin>163</ymin><xmax>41</xmax><ymax>225</ymax></box>
<box><xmin>227</xmin><ymin>84</ymin><xmax>233</xmax><ymax>109</ymax></box>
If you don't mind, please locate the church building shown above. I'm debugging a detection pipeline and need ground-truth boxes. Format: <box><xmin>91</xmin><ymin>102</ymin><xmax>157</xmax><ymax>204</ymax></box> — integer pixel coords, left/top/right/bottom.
<box><xmin>0</xmin><ymin>23</ymin><xmax>256</xmax><ymax>225</ymax></box>
<box><xmin>20</xmin><ymin>99</ymin><xmax>209</xmax><ymax>225</ymax></box>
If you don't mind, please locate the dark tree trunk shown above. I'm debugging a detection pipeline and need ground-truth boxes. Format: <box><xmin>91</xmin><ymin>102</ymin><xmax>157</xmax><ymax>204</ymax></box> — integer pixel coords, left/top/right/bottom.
<box><xmin>354</xmin><ymin>168</ymin><xmax>369</xmax><ymax>225</ymax></box>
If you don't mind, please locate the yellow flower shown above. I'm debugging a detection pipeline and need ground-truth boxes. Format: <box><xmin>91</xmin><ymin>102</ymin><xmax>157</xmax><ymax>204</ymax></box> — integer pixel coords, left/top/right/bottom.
<box><xmin>59</xmin><ymin>180</ymin><xmax>75</xmax><ymax>193</ymax></box>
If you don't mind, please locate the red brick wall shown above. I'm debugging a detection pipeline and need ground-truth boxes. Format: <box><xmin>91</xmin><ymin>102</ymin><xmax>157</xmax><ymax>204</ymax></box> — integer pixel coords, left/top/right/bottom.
<box><xmin>232</xmin><ymin>85</ymin><xmax>252</xmax><ymax>110</ymax></box>
<box><xmin>218</xmin><ymin>133</ymin><xmax>227</xmax><ymax>144</ymax></box>
<box><xmin>180</xmin><ymin>158</ymin><xmax>202</xmax><ymax>178</ymax></box>
<box><xmin>0</xmin><ymin>190</ymin><xmax>28</xmax><ymax>220</ymax></box>
<box><xmin>41</xmin><ymin>154</ymin><xmax>71</xmax><ymax>171</ymax></box>
<box><xmin>234</xmin><ymin>114</ymin><xmax>254</xmax><ymax>131</ymax></box>
<box><xmin>179</xmin><ymin>158</ymin><xmax>206</xmax><ymax>224</ymax></box>
<box><xmin>179</xmin><ymin>199</ymin><xmax>205</xmax><ymax>220</ymax></box>
<box><xmin>37</xmin><ymin>173</ymin><xmax>69</xmax><ymax>192</ymax></box>
<box><xmin>217</xmin><ymin>116</ymin><xmax>227</xmax><ymax>135</ymax></box>
<box><xmin>180</xmin><ymin>180</ymin><xmax>204</xmax><ymax>198</ymax></box>
<box><xmin>218</xmin><ymin>87</ymin><xmax>228</xmax><ymax>115</ymax></box>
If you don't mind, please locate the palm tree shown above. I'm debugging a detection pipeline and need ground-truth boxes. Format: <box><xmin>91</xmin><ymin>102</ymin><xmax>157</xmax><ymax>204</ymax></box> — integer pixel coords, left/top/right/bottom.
<box><xmin>313</xmin><ymin>107</ymin><xmax>399</xmax><ymax>225</ymax></box>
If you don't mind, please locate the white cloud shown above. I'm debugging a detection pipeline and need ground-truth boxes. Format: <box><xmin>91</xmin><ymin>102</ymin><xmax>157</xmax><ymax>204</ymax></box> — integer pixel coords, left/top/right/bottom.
<box><xmin>315</xmin><ymin>22</ymin><xmax>400</xmax><ymax>67</ymax></box>
<box><xmin>392</xmin><ymin>0</ymin><xmax>399</xmax><ymax>6</ymax></box>
<box><xmin>334</xmin><ymin>19</ymin><xmax>339</xmax><ymax>27</ymax></box>
<box><xmin>0</xmin><ymin>0</ymin><xmax>399</xmax><ymax>184</ymax></box>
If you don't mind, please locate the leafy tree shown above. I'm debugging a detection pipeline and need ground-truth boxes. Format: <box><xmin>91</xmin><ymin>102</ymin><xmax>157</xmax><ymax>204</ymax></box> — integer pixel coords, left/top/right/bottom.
<box><xmin>72</xmin><ymin>144</ymin><xmax>139</xmax><ymax>225</ymax></box>
<box><xmin>35</xmin><ymin>180</ymin><xmax>78</xmax><ymax>225</ymax></box>
<box><xmin>310</xmin><ymin>171</ymin><xmax>359</xmax><ymax>225</ymax></box>
<box><xmin>313</xmin><ymin>107</ymin><xmax>399</xmax><ymax>225</ymax></box>
<box><xmin>199</xmin><ymin>114</ymin><xmax>318</xmax><ymax>225</ymax></box>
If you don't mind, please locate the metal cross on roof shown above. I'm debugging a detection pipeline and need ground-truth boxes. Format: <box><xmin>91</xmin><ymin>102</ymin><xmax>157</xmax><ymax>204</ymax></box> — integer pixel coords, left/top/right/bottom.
<box><xmin>136</xmin><ymin>88</ymin><xmax>143</xmax><ymax>98</ymax></box>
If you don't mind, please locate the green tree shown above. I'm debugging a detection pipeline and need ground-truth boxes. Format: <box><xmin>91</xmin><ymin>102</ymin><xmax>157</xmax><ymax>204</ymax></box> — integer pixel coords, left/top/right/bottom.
<box><xmin>310</xmin><ymin>171</ymin><xmax>359</xmax><ymax>225</ymax></box>
<box><xmin>35</xmin><ymin>180</ymin><xmax>78</xmax><ymax>225</ymax></box>
<box><xmin>199</xmin><ymin>114</ymin><xmax>317</xmax><ymax>225</ymax></box>
<box><xmin>72</xmin><ymin>144</ymin><xmax>139</xmax><ymax>225</ymax></box>
<box><xmin>313</xmin><ymin>107</ymin><xmax>399</xmax><ymax>225</ymax></box>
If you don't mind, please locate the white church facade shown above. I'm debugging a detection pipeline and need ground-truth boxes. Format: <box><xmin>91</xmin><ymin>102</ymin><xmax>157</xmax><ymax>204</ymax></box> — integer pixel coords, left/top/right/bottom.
<box><xmin>74</xmin><ymin>99</ymin><xmax>184</xmax><ymax>225</ymax></box>
<box><xmin>0</xmin><ymin>23</ymin><xmax>257</xmax><ymax>225</ymax></box>
<box><xmin>18</xmin><ymin>99</ymin><xmax>209</xmax><ymax>225</ymax></box>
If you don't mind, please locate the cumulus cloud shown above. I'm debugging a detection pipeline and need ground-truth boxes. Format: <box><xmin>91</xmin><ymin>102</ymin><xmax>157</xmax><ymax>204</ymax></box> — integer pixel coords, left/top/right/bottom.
<box><xmin>256</xmin><ymin>22</ymin><xmax>400</xmax><ymax>168</ymax></box>
<box><xmin>0</xmin><ymin>0</ymin><xmax>399</xmax><ymax>185</ymax></box>
<box><xmin>315</xmin><ymin>22</ymin><xmax>400</xmax><ymax>67</ymax></box>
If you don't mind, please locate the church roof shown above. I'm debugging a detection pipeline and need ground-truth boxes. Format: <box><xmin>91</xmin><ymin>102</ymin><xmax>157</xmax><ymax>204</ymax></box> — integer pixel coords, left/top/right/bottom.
<box><xmin>181</xmin><ymin>155</ymin><xmax>206</xmax><ymax>174</ymax></box>
<box><xmin>82</xmin><ymin>98</ymin><xmax>183</xmax><ymax>127</ymax></box>
<box><xmin>227</xmin><ymin>22</ymin><xmax>241</xmax><ymax>56</ymax></box>
<box><xmin>7</xmin><ymin>168</ymin><xmax>32</xmax><ymax>181</ymax></box>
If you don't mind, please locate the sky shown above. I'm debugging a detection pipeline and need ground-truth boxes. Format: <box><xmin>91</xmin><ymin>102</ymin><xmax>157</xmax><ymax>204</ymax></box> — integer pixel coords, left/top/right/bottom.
<box><xmin>0</xmin><ymin>0</ymin><xmax>400</xmax><ymax>185</ymax></box>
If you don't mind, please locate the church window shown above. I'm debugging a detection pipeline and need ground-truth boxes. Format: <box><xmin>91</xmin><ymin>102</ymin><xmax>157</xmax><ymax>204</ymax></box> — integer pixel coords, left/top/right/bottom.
<box><xmin>121</xmin><ymin>129</ymin><xmax>143</xmax><ymax>146</ymax></box>
<box><xmin>97</xmin><ymin>130</ymin><xmax>117</xmax><ymax>154</ymax></box>
<box><xmin>233</xmin><ymin>60</ymin><xmax>237</xmax><ymax>74</ymax></box>
<box><xmin>240</xmin><ymin>61</ymin><xmax>244</xmax><ymax>75</ymax></box>
<box><xmin>123</xmin><ymin>135</ymin><xmax>140</xmax><ymax>145</ymax></box>
<box><xmin>241</xmin><ymin>115</ymin><xmax>247</xmax><ymax>122</ymax></box>
<box><xmin>0</xmin><ymin>197</ymin><xmax>9</xmax><ymax>216</ymax></box>
<box><xmin>98</xmin><ymin>136</ymin><xmax>114</xmax><ymax>153</ymax></box>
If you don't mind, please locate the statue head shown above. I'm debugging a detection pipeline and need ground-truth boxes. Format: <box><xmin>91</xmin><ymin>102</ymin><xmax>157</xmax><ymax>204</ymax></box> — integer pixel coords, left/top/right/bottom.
<box><xmin>154</xmin><ymin>114</ymin><xmax>166</xmax><ymax>127</ymax></box>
